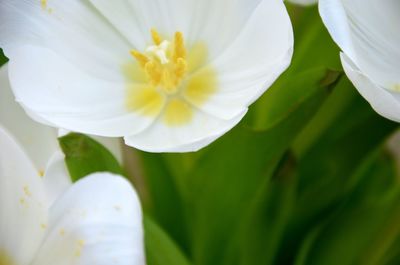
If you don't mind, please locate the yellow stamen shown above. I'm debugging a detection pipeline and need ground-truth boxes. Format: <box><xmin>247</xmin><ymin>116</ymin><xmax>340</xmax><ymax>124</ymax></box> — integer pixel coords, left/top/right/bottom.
<box><xmin>151</xmin><ymin>28</ymin><xmax>162</xmax><ymax>45</ymax></box>
<box><xmin>174</xmin><ymin>32</ymin><xmax>186</xmax><ymax>62</ymax></box>
<box><xmin>175</xmin><ymin>58</ymin><xmax>188</xmax><ymax>80</ymax></box>
<box><xmin>144</xmin><ymin>61</ymin><xmax>161</xmax><ymax>86</ymax></box>
<box><xmin>161</xmin><ymin>69</ymin><xmax>177</xmax><ymax>93</ymax></box>
<box><xmin>125</xmin><ymin>29</ymin><xmax>216</xmax><ymax>127</ymax></box>
<box><xmin>130</xmin><ymin>50</ymin><xmax>150</xmax><ymax>68</ymax></box>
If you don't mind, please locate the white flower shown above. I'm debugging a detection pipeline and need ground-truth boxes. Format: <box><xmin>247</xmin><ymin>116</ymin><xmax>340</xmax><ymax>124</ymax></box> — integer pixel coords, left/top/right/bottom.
<box><xmin>319</xmin><ymin>0</ymin><xmax>400</xmax><ymax>122</ymax></box>
<box><xmin>287</xmin><ymin>0</ymin><xmax>318</xmax><ymax>6</ymax></box>
<box><xmin>0</xmin><ymin>0</ymin><xmax>293</xmax><ymax>152</ymax></box>
<box><xmin>0</xmin><ymin>71</ymin><xmax>145</xmax><ymax>265</ymax></box>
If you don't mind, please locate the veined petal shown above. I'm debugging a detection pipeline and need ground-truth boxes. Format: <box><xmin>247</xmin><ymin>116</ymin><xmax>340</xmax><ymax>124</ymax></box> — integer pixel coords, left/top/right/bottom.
<box><xmin>88</xmin><ymin>0</ymin><xmax>266</xmax><ymax>61</ymax></box>
<box><xmin>0</xmin><ymin>0</ymin><xmax>130</xmax><ymax>82</ymax></box>
<box><xmin>31</xmin><ymin>173</ymin><xmax>145</xmax><ymax>265</ymax></box>
<box><xmin>341</xmin><ymin>53</ymin><xmax>400</xmax><ymax>123</ymax></box>
<box><xmin>186</xmin><ymin>0</ymin><xmax>293</xmax><ymax>120</ymax></box>
<box><xmin>124</xmin><ymin>108</ymin><xmax>246</xmax><ymax>153</ymax></box>
<box><xmin>320</xmin><ymin>0</ymin><xmax>400</xmax><ymax>90</ymax></box>
<box><xmin>0</xmin><ymin>64</ymin><xmax>59</xmax><ymax>173</ymax></box>
<box><xmin>8</xmin><ymin>46</ymin><xmax>158</xmax><ymax>137</ymax></box>
<box><xmin>0</xmin><ymin>126</ymin><xmax>48</xmax><ymax>265</ymax></box>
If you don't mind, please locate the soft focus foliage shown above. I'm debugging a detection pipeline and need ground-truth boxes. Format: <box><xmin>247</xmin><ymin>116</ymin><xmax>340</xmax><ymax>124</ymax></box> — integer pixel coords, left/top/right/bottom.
<box><xmin>1</xmin><ymin>3</ymin><xmax>400</xmax><ymax>265</ymax></box>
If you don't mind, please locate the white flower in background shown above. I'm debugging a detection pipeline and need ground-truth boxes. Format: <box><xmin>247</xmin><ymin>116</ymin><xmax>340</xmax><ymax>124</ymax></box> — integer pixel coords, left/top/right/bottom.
<box><xmin>0</xmin><ymin>131</ymin><xmax>145</xmax><ymax>265</ymax></box>
<box><xmin>0</xmin><ymin>70</ymin><xmax>145</xmax><ymax>265</ymax></box>
<box><xmin>320</xmin><ymin>0</ymin><xmax>400</xmax><ymax>122</ymax></box>
<box><xmin>0</xmin><ymin>0</ymin><xmax>293</xmax><ymax>152</ymax></box>
<box><xmin>287</xmin><ymin>0</ymin><xmax>318</xmax><ymax>6</ymax></box>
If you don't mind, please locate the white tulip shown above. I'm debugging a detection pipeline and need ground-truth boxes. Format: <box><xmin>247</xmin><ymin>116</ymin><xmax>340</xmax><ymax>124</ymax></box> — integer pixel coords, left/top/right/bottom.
<box><xmin>287</xmin><ymin>0</ymin><xmax>318</xmax><ymax>6</ymax></box>
<box><xmin>0</xmin><ymin>0</ymin><xmax>293</xmax><ymax>152</ymax></box>
<box><xmin>0</xmin><ymin>129</ymin><xmax>145</xmax><ymax>265</ymax></box>
<box><xmin>319</xmin><ymin>0</ymin><xmax>400</xmax><ymax>121</ymax></box>
<box><xmin>0</xmin><ymin>72</ymin><xmax>145</xmax><ymax>265</ymax></box>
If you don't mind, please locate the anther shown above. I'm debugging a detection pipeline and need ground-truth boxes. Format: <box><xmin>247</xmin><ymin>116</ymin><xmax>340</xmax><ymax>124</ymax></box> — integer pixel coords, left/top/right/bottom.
<box><xmin>151</xmin><ymin>28</ymin><xmax>162</xmax><ymax>45</ymax></box>
<box><xmin>130</xmin><ymin>50</ymin><xmax>150</xmax><ymax>68</ymax></box>
<box><xmin>175</xmin><ymin>58</ymin><xmax>188</xmax><ymax>79</ymax></box>
<box><xmin>145</xmin><ymin>61</ymin><xmax>161</xmax><ymax>85</ymax></box>
<box><xmin>174</xmin><ymin>32</ymin><xmax>186</xmax><ymax>62</ymax></box>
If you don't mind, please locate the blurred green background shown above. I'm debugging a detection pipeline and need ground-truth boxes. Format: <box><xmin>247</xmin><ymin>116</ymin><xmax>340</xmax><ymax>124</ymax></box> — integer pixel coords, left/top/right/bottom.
<box><xmin>2</xmin><ymin>4</ymin><xmax>400</xmax><ymax>265</ymax></box>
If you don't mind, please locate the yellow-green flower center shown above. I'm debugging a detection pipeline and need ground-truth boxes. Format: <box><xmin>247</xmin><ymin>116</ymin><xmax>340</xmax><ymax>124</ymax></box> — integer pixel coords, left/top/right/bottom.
<box><xmin>124</xmin><ymin>29</ymin><xmax>217</xmax><ymax>126</ymax></box>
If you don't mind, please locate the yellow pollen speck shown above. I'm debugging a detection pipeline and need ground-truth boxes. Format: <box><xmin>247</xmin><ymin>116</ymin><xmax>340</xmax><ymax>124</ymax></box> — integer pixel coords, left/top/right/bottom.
<box><xmin>75</xmin><ymin>239</ymin><xmax>85</xmax><ymax>257</ymax></box>
<box><xmin>59</xmin><ymin>228</ymin><xmax>66</xmax><ymax>236</ymax></box>
<box><xmin>40</xmin><ymin>223</ymin><xmax>47</xmax><ymax>230</ymax></box>
<box><xmin>40</xmin><ymin>0</ymin><xmax>53</xmax><ymax>14</ymax></box>
<box><xmin>23</xmin><ymin>186</ymin><xmax>32</xmax><ymax>197</ymax></box>
<box><xmin>164</xmin><ymin>99</ymin><xmax>193</xmax><ymax>126</ymax></box>
<box><xmin>392</xmin><ymin>83</ymin><xmax>400</xmax><ymax>92</ymax></box>
<box><xmin>40</xmin><ymin>0</ymin><xmax>47</xmax><ymax>9</ymax></box>
<box><xmin>38</xmin><ymin>170</ymin><xmax>45</xmax><ymax>177</ymax></box>
<box><xmin>125</xmin><ymin>29</ymin><xmax>217</xmax><ymax>127</ymax></box>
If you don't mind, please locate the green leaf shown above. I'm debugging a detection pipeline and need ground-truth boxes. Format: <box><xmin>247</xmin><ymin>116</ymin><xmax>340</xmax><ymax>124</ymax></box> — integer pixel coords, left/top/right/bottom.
<box><xmin>145</xmin><ymin>216</ymin><xmax>192</xmax><ymax>265</ymax></box>
<box><xmin>235</xmin><ymin>152</ymin><xmax>298</xmax><ymax>265</ymax></box>
<box><xmin>292</xmin><ymin>149</ymin><xmax>399</xmax><ymax>265</ymax></box>
<box><xmin>59</xmin><ymin>133</ymin><xmax>124</xmax><ymax>182</ymax></box>
<box><xmin>0</xmin><ymin>49</ymin><xmax>8</xmax><ymax>67</ymax></box>
<box><xmin>248</xmin><ymin>68</ymin><xmax>341</xmax><ymax>130</ymax></box>
<box><xmin>138</xmin><ymin>151</ymin><xmax>190</xmax><ymax>254</ymax></box>
<box><xmin>293</xmin><ymin>79</ymin><xmax>397</xmax><ymax>228</ymax></box>
<box><xmin>300</xmin><ymin>193</ymin><xmax>400</xmax><ymax>265</ymax></box>
<box><xmin>183</xmin><ymin>68</ymin><xmax>337</xmax><ymax>265</ymax></box>
<box><xmin>273</xmin><ymin>78</ymin><xmax>398</xmax><ymax>264</ymax></box>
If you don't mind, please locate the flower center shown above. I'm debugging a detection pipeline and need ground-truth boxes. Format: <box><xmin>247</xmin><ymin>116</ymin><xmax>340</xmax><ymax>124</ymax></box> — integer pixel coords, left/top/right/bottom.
<box><xmin>124</xmin><ymin>29</ymin><xmax>217</xmax><ymax>126</ymax></box>
<box><xmin>0</xmin><ymin>251</ymin><xmax>14</xmax><ymax>265</ymax></box>
<box><xmin>130</xmin><ymin>29</ymin><xmax>188</xmax><ymax>95</ymax></box>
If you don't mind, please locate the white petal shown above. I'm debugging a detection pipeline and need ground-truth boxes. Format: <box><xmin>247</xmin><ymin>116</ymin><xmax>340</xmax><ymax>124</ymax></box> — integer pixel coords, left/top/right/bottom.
<box><xmin>185</xmin><ymin>0</ymin><xmax>293</xmax><ymax>120</ymax></box>
<box><xmin>320</xmin><ymin>0</ymin><xmax>400</xmax><ymax>89</ymax></box>
<box><xmin>0</xmin><ymin>0</ymin><xmax>130</xmax><ymax>82</ymax></box>
<box><xmin>8</xmin><ymin>45</ymin><xmax>158</xmax><ymax>137</ymax></box>
<box><xmin>341</xmin><ymin>53</ymin><xmax>400</xmax><ymax>122</ymax></box>
<box><xmin>0</xmin><ymin>64</ymin><xmax>59</xmax><ymax>172</ymax></box>
<box><xmin>42</xmin><ymin>151</ymin><xmax>72</xmax><ymax>206</ymax></box>
<box><xmin>0</xmin><ymin>126</ymin><xmax>48</xmax><ymax>265</ymax></box>
<box><xmin>287</xmin><ymin>0</ymin><xmax>318</xmax><ymax>5</ymax></box>
<box><xmin>31</xmin><ymin>173</ymin><xmax>145</xmax><ymax>265</ymax></box>
<box><xmin>125</xmin><ymin>109</ymin><xmax>246</xmax><ymax>153</ymax></box>
<box><xmin>88</xmin><ymin>0</ymin><xmax>267</xmax><ymax>60</ymax></box>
